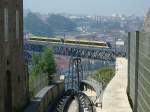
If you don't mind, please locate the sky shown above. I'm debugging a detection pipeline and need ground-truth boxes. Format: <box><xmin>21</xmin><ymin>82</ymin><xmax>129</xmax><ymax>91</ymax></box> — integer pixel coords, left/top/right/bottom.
<box><xmin>24</xmin><ymin>0</ymin><xmax>150</xmax><ymax>16</ymax></box>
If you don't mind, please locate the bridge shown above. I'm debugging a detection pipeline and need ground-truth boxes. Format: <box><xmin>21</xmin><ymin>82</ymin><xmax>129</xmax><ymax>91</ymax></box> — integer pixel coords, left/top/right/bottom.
<box><xmin>24</xmin><ymin>40</ymin><xmax>126</xmax><ymax>61</ymax></box>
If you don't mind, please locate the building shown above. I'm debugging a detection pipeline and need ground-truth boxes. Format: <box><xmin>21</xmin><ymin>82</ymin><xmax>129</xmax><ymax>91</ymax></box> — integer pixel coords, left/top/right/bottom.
<box><xmin>0</xmin><ymin>0</ymin><xmax>28</xmax><ymax>112</ymax></box>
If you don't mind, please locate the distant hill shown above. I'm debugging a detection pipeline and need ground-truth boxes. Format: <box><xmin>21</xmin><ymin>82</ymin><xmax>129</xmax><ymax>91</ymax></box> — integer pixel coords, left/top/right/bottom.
<box><xmin>24</xmin><ymin>11</ymin><xmax>77</xmax><ymax>37</ymax></box>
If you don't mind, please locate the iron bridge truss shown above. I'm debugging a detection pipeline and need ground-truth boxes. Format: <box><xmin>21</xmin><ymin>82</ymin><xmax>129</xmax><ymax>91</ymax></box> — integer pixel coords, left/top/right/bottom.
<box><xmin>24</xmin><ymin>41</ymin><xmax>125</xmax><ymax>61</ymax></box>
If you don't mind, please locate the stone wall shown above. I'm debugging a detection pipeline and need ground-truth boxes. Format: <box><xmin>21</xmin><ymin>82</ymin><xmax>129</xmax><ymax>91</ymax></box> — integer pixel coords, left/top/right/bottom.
<box><xmin>24</xmin><ymin>81</ymin><xmax>65</xmax><ymax>112</ymax></box>
<box><xmin>0</xmin><ymin>44</ymin><xmax>5</xmax><ymax>112</ymax></box>
<box><xmin>0</xmin><ymin>0</ymin><xmax>28</xmax><ymax>112</ymax></box>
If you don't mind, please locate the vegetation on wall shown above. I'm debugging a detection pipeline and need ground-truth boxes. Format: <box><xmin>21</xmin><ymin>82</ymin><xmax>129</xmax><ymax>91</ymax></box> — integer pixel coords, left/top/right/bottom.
<box><xmin>90</xmin><ymin>66</ymin><xmax>115</xmax><ymax>89</ymax></box>
<box><xmin>29</xmin><ymin>48</ymin><xmax>56</xmax><ymax>97</ymax></box>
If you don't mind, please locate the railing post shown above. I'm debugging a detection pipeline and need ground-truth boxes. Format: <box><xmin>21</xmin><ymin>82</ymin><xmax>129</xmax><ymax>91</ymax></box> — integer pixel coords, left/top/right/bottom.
<box><xmin>134</xmin><ymin>31</ymin><xmax>140</xmax><ymax>112</ymax></box>
<box><xmin>127</xmin><ymin>32</ymin><xmax>131</xmax><ymax>96</ymax></box>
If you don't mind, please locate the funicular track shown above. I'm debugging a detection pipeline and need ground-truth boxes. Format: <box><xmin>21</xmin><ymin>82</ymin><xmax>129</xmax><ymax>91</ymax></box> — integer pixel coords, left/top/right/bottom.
<box><xmin>53</xmin><ymin>89</ymin><xmax>95</xmax><ymax>112</ymax></box>
<box><xmin>53</xmin><ymin>89</ymin><xmax>75</xmax><ymax>112</ymax></box>
<box><xmin>53</xmin><ymin>57</ymin><xmax>96</xmax><ymax>112</ymax></box>
<box><xmin>77</xmin><ymin>91</ymin><xmax>95</xmax><ymax>112</ymax></box>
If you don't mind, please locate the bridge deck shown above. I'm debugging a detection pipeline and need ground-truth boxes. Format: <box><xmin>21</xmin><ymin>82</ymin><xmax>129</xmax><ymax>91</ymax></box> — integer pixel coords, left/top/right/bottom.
<box><xmin>102</xmin><ymin>58</ymin><xmax>132</xmax><ymax>112</ymax></box>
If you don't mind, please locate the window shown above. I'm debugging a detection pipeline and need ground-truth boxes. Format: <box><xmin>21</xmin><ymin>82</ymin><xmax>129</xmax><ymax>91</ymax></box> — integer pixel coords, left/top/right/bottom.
<box><xmin>4</xmin><ymin>8</ymin><xmax>8</xmax><ymax>41</ymax></box>
<box><xmin>16</xmin><ymin>10</ymin><xmax>19</xmax><ymax>39</ymax></box>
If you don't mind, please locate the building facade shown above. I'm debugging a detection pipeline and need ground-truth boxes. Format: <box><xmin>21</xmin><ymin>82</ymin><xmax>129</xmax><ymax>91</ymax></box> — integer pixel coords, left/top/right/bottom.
<box><xmin>0</xmin><ymin>0</ymin><xmax>28</xmax><ymax>112</ymax></box>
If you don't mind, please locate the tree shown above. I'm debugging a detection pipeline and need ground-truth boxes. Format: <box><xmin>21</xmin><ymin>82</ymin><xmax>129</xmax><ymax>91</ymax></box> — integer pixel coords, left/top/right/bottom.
<box><xmin>41</xmin><ymin>48</ymin><xmax>56</xmax><ymax>84</ymax></box>
<box><xmin>24</xmin><ymin>12</ymin><xmax>53</xmax><ymax>36</ymax></box>
<box><xmin>31</xmin><ymin>53</ymin><xmax>43</xmax><ymax>76</ymax></box>
<box><xmin>31</xmin><ymin>48</ymin><xmax>56</xmax><ymax>85</ymax></box>
<box><xmin>46</xmin><ymin>14</ymin><xmax>77</xmax><ymax>33</ymax></box>
<box><xmin>24</xmin><ymin>12</ymin><xmax>77</xmax><ymax>36</ymax></box>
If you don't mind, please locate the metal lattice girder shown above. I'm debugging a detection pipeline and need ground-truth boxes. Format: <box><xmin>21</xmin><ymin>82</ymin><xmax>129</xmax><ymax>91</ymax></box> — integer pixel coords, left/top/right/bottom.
<box><xmin>24</xmin><ymin>42</ymin><xmax>125</xmax><ymax>61</ymax></box>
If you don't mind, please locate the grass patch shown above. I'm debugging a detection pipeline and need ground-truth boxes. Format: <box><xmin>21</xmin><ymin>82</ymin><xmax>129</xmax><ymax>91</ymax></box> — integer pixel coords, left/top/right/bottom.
<box><xmin>89</xmin><ymin>66</ymin><xmax>115</xmax><ymax>89</ymax></box>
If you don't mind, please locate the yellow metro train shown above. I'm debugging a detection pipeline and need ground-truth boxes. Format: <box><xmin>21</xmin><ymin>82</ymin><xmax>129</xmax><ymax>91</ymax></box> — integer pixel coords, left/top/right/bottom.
<box><xmin>29</xmin><ymin>36</ymin><xmax>109</xmax><ymax>48</ymax></box>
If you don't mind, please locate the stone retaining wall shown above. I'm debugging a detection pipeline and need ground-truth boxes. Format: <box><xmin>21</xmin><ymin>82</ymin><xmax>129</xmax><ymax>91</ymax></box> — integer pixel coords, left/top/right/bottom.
<box><xmin>24</xmin><ymin>81</ymin><xmax>64</xmax><ymax>112</ymax></box>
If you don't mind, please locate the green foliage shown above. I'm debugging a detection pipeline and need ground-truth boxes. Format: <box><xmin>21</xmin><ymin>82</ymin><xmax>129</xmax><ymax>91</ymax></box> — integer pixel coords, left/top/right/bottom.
<box><xmin>41</xmin><ymin>48</ymin><xmax>56</xmax><ymax>75</ymax></box>
<box><xmin>31</xmin><ymin>48</ymin><xmax>56</xmax><ymax>85</ymax></box>
<box><xmin>24</xmin><ymin>12</ymin><xmax>53</xmax><ymax>36</ymax></box>
<box><xmin>31</xmin><ymin>53</ymin><xmax>43</xmax><ymax>76</ymax></box>
<box><xmin>46</xmin><ymin>14</ymin><xmax>77</xmax><ymax>33</ymax></box>
<box><xmin>90</xmin><ymin>66</ymin><xmax>115</xmax><ymax>88</ymax></box>
<box><xmin>24</xmin><ymin>12</ymin><xmax>77</xmax><ymax>36</ymax></box>
<box><xmin>29</xmin><ymin>73</ymin><xmax>48</xmax><ymax>98</ymax></box>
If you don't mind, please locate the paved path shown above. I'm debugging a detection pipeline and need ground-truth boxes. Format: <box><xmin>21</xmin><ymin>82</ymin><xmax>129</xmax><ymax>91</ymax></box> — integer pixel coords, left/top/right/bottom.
<box><xmin>102</xmin><ymin>58</ymin><xmax>132</xmax><ymax>112</ymax></box>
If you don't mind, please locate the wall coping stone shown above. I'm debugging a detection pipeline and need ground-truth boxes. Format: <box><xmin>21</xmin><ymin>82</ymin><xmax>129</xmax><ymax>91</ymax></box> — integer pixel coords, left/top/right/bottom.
<box><xmin>24</xmin><ymin>81</ymin><xmax>64</xmax><ymax>112</ymax></box>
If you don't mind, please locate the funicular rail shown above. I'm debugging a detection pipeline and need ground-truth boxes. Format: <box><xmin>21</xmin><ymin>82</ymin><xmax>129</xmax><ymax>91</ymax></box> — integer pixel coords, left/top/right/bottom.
<box><xmin>53</xmin><ymin>90</ymin><xmax>95</xmax><ymax>112</ymax></box>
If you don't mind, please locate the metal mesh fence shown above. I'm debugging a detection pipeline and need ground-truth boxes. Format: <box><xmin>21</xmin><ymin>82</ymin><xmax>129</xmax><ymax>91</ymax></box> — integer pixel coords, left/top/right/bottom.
<box><xmin>29</xmin><ymin>74</ymin><xmax>48</xmax><ymax>98</ymax></box>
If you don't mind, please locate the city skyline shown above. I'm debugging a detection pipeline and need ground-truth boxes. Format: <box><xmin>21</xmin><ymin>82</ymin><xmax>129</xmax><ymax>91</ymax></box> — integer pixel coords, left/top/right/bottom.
<box><xmin>24</xmin><ymin>0</ymin><xmax>150</xmax><ymax>16</ymax></box>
